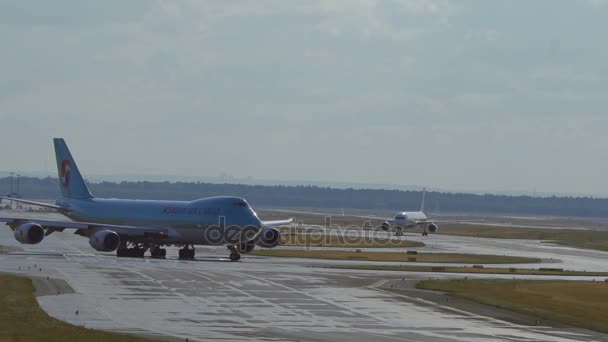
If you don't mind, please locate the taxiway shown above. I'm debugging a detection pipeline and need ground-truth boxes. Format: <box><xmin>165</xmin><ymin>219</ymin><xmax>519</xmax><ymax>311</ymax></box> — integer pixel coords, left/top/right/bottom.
<box><xmin>1</xmin><ymin>212</ymin><xmax>607</xmax><ymax>341</ymax></box>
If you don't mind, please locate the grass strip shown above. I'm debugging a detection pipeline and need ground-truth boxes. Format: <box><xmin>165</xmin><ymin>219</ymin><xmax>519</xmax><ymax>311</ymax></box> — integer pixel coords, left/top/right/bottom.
<box><xmin>331</xmin><ymin>264</ymin><xmax>608</xmax><ymax>276</ymax></box>
<box><xmin>279</xmin><ymin>234</ymin><xmax>424</xmax><ymax>248</ymax></box>
<box><xmin>416</xmin><ymin>279</ymin><xmax>608</xmax><ymax>333</ymax></box>
<box><xmin>0</xmin><ymin>274</ymin><xmax>158</xmax><ymax>342</ymax></box>
<box><xmin>433</xmin><ymin>224</ymin><xmax>608</xmax><ymax>252</ymax></box>
<box><xmin>252</xmin><ymin>249</ymin><xmax>540</xmax><ymax>264</ymax></box>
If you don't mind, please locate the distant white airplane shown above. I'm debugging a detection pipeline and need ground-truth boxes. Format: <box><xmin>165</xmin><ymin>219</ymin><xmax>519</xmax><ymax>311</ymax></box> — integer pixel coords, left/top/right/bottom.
<box><xmin>351</xmin><ymin>190</ymin><xmax>460</xmax><ymax>236</ymax></box>
<box><xmin>1</xmin><ymin>138</ymin><xmax>294</xmax><ymax>261</ymax></box>
<box><xmin>265</xmin><ymin>190</ymin><xmax>471</xmax><ymax>236</ymax></box>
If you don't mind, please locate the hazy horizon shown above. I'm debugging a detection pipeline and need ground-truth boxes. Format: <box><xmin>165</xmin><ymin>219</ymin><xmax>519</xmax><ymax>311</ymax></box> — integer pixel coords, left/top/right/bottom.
<box><xmin>2</xmin><ymin>1</ymin><xmax>607</xmax><ymax>195</ymax></box>
<box><xmin>1</xmin><ymin>170</ymin><xmax>604</xmax><ymax>199</ymax></box>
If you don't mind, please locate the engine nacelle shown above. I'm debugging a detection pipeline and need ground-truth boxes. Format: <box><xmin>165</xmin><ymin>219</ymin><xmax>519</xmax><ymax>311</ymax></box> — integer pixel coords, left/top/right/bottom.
<box><xmin>381</xmin><ymin>221</ymin><xmax>391</xmax><ymax>231</ymax></box>
<box><xmin>256</xmin><ymin>228</ymin><xmax>281</xmax><ymax>248</ymax></box>
<box><xmin>14</xmin><ymin>223</ymin><xmax>45</xmax><ymax>244</ymax></box>
<box><xmin>239</xmin><ymin>240</ymin><xmax>256</xmax><ymax>254</ymax></box>
<box><xmin>427</xmin><ymin>223</ymin><xmax>439</xmax><ymax>233</ymax></box>
<box><xmin>89</xmin><ymin>230</ymin><xmax>121</xmax><ymax>252</ymax></box>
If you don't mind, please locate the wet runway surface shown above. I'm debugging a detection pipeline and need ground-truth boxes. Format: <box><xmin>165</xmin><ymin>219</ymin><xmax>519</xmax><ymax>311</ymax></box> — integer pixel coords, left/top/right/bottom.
<box><xmin>1</xmin><ymin>214</ymin><xmax>608</xmax><ymax>341</ymax></box>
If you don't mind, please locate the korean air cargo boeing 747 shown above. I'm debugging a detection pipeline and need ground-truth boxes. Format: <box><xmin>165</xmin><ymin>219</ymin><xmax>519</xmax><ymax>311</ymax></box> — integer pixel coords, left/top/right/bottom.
<box><xmin>1</xmin><ymin>138</ymin><xmax>294</xmax><ymax>261</ymax></box>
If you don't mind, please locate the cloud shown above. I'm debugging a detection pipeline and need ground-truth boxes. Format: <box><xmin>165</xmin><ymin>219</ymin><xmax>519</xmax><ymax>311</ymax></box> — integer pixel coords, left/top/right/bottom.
<box><xmin>464</xmin><ymin>29</ymin><xmax>503</xmax><ymax>42</ymax></box>
<box><xmin>1</xmin><ymin>0</ymin><xmax>607</xmax><ymax>194</ymax></box>
<box><xmin>298</xmin><ymin>0</ymin><xmax>455</xmax><ymax>40</ymax></box>
<box><xmin>0</xmin><ymin>1</ymin><xmax>152</xmax><ymax>28</ymax></box>
<box><xmin>590</xmin><ymin>0</ymin><xmax>608</xmax><ymax>8</ymax></box>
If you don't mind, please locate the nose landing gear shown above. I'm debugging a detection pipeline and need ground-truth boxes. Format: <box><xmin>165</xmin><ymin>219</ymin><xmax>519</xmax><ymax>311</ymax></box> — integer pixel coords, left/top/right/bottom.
<box><xmin>227</xmin><ymin>245</ymin><xmax>241</xmax><ymax>262</ymax></box>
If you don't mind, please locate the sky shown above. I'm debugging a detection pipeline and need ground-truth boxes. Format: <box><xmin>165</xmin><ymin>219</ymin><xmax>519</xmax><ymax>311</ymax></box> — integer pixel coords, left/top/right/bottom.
<box><xmin>1</xmin><ymin>0</ymin><xmax>607</xmax><ymax>195</ymax></box>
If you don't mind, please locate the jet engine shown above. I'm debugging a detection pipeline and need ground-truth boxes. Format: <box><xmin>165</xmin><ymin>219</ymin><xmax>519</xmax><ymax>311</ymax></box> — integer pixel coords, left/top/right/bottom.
<box><xmin>381</xmin><ymin>221</ymin><xmax>390</xmax><ymax>231</ymax></box>
<box><xmin>427</xmin><ymin>223</ymin><xmax>439</xmax><ymax>233</ymax></box>
<box><xmin>89</xmin><ymin>230</ymin><xmax>121</xmax><ymax>252</ymax></box>
<box><xmin>14</xmin><ymin>223</ymin><xmax>45</xmax><ymax>244</ymax></box>
<box><xmin>256</xmin><ymin>228</ymin><xmax>281</xmax><ymax>248</ymax></box>
<box><xmin>239</xmin><ymin>240</ymin><xmax>256</xmax><ymax>254</ymax></box>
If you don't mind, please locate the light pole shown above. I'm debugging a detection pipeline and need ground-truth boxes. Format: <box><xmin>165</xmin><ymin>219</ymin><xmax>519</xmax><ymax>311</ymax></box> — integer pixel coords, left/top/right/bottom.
<box><xmin>9</xmin><ymin>172</ymin><xmax>14</xmax><ymax>194</ymax></box>
<box><xmin>9</xmin><ymin>172</ymin><xmax>14</xmax><ymax>209</ymax></box>
<box><xmin>16</xmin><ymin>174</ymin><xmax>20</xmax><ymax>198</ymax></box>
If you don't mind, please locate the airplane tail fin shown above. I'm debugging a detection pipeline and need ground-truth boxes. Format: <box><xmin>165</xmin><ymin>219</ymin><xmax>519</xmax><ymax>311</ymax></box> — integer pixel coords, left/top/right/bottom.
<box><xmin>420</xmin><ymin>188</ymin><xmax>427</xmax><ymax>213</ymax></box>
<box><xmin>53</xmin><ymin>138</ymin><xmax>93</xmax><ymax>199</ymax></box>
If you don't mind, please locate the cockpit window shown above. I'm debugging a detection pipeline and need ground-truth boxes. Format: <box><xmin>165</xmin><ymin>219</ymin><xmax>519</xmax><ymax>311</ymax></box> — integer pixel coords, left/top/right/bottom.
<box><xmin>233</xmin><ymin>201</ymin><xmax>248</xmax><ymax>207</ymax></box>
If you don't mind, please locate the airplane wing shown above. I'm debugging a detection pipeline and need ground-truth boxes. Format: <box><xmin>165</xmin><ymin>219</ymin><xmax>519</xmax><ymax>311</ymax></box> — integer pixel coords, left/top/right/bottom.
<box><xmin>333</xmin><ymin>214</ymin><xmax>484</xmax><ymax>225</ymax></box>
<box><xmin>419</xmin><ymin>218</ymin><xmax>485</xmax><ymax>224</ymax></box>
<box><xmin>0</xmin><ymin>197</ymin><xmax>67</xmax><ymax>211</ymax></box>
<box><xmin>262</xmin><ymin>209</ymin><xmax>393</xmax><ymax>223</ymax></box>
<box><xmin>350</xmin><ymin>215</ymin><xmax>394</xmax><ymax>223</ymax></box>
<box><xmin>0</xmin><ymin>216</ymin><xmax>170</xmax><ymax>238</ymax></box>
<box><xmin>261</xmin><ymin>217</ymin><xmax>295</xmax><ymax>228</ymax></box>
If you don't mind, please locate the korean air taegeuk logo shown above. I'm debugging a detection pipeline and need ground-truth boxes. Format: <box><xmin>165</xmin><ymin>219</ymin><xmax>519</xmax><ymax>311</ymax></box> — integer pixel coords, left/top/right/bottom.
<box><xmin>60</xmin><ymin>159</ymin><xmax>72</xmax><ymax>188</ymax></box>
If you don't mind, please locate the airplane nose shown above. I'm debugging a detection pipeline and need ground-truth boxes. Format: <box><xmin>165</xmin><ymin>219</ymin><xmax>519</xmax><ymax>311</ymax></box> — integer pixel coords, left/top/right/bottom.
<box><xmin>242</xmin><ymin>212</ymin><xmax>263</xmax><ymax>241</ymax></box>
<box><xmin>249</xmin><ymin>209</ymin><xmax>263</xmax><ymax>228</ymax></box>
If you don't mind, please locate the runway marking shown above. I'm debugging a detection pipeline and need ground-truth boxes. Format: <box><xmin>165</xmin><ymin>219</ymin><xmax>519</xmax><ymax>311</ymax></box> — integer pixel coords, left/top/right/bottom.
<box><xmin>90</xmin><ymin>264</ymin><xmax>211</xmax><ymax>341</ymax></box>
<box><xmin>370</xmin><ymin>279</ymin><xmax>389</xmax><ymax>288</ymax></box>
<box><xmin>113</xmin><ymin>265</ymin><xmax>201</xmax><ymax>305</ymax></box>
<box><xmin>177</xmin><ymin>268</ymin><xmax>330</xmax><ymax>326</ymax></box>
<box><xmin>140</xmin><ymin>265</ymin><xmax>348</xmax><ymax>341</ymax></box>
<box><xmin>220</xmin><ymin>269</ymin><xmax>435</xmax><ymax>341</ymax></box>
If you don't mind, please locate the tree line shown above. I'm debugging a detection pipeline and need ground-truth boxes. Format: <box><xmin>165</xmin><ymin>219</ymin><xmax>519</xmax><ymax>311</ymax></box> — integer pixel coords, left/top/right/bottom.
<box><xmin>1</xmin><ymin>176</ymin><xmax>607</xmax><ymax>217</ymax></box>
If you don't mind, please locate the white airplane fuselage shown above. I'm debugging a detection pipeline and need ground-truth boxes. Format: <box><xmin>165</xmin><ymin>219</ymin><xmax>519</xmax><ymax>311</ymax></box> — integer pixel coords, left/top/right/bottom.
<box><xmin>393</xmin><ymin>211</ymin><xmax>428</xmax><ymax>227</ymax></box>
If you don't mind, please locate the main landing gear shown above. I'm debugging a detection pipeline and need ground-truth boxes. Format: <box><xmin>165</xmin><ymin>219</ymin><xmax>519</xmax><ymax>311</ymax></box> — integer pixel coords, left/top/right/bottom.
<box><xmin>116</xmin><ymin>242</ymin><xmax>166</xmax><ymax>258</ymax></box>
<box><xmin>422</xmin><ymin>227</ymin><xmax>429</xmax><ymax>237</ymax></box>
<box><xmin>227</xmin><ymin>245</ymin><xmax>241</xmax><ymax>262</ymax></box>
<box><xmin>178</xmin><ymin>245</ymin><xmax>195</xmax><ymax>260</ymax></box>
<box><xmin>150</xmin><ymin>245</ymin><xmax>167</xmax><ymax>259</ymax></box>
<box><xmin>117</xmin><ymin>242</ymin><xmax>147</xmax><ymax>258</ymax></box>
